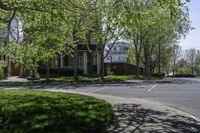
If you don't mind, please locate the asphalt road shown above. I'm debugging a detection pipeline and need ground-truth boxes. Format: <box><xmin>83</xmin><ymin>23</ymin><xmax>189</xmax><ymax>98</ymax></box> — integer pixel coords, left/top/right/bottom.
<box><xmin>1</xmin><ymin>77</ymin><xmax>200</xmax><ymax>118</ymax></box>
<box><xmin>63</xmin><ymin>78</ymin><xmax>200</xmax><ymax>118</ymax></box>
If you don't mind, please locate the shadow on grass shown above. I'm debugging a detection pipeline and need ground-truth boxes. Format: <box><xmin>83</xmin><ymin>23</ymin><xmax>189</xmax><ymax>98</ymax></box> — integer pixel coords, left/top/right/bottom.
<box><xmin>109</xmin><ymin>104</ymin><xmax>200</xmax><ymax>133</ymax></box>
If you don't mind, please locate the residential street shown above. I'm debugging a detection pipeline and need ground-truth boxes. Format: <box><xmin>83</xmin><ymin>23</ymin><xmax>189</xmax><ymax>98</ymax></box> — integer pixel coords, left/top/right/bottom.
<box><xmin>44</xmin><ymin>77</ymin><xmax>200</xmax><ymax>118</ymax></box>
<box><xmin>90</xmin><ymin>78</ymin><xmax>200</xmax><ymax>118</ymax></box>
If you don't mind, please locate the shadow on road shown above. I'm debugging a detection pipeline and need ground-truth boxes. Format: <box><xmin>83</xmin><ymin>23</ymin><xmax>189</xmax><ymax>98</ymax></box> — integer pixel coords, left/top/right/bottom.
<box><xmin>109</xmin><ymin>104</ymin><xmax>200</xmax><ymax>133</ymax></box>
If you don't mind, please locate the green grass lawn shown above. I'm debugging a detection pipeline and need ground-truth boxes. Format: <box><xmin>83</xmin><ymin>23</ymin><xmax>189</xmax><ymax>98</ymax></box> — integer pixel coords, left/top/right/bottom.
<box><xmin>103</xmin><ymin>75</ymin><xmax>163</xmax><ymax>82</ymax></box>
<box><xmin>50</xmin><ymin>75</ymin><xmax>163</xmax><ymax>83</ymax></box>
<box><xmin>0</xmin><ymin>90</ymin><xmax>113</xmax><ymax>133</ymax></box>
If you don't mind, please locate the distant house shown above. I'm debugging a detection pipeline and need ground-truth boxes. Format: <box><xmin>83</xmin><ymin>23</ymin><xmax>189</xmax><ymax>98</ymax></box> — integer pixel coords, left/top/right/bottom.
<box><xmin>104</xmin><ymin>41</ymin><xmax>143</xmax><ymax>75</ymax></box>
<box><xmin>105</xmin><ymin>41</ymin><xmax>129</xmax><ymax>63</ymax></box>
<box><xmin>1</xmin><ymin>17</ymin><xmax>103</xmax><ymax>77</ymax></box>
<box><xmin>39</xmin><ymin>32</ymin><xmax>102</xmax><ymax>77</ymax></box>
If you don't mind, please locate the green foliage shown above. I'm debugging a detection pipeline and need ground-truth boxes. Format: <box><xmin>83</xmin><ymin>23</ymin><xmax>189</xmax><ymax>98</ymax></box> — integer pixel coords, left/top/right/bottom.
<box><xmin>123</xmin><ymin>0</ymin><xmax>191</xmax><ymax>76</ymax></box>
<box><xmin>103</xmin><ymin>75</ymin><xmax>163</xmax><ymax>82</ymax></box>
<box><xmin>177</xmin><ymin>67</ymin><xmax>191</xmax><ymax>74</ymax></box>
<box><xmin>0</xmin><ymin>0</ymin><xmax>191</xmax><ymax>79</ymax></box>
<box><xmin>0</xmin><ymin>90</ymin><xmax>113</xmax><ymax>133</ymax></box>
<box><xmin>195</xmin><ymin>50</ymin><xmax>200</xmax><ymax>75</ymax></box>
<box><xmin>0</xmin><ymin>61</ymin><xmax>7</xmax><ymax>68</ymax></box>
<box><xmin>0</xmin><ymin>61</ymin><xmax>7</xmax><ymax>79</ymax></box>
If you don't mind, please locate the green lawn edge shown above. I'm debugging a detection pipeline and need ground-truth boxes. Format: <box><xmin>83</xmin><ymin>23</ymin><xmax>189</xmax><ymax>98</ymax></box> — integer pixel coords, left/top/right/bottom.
<box><xmin>0</xmin><ymin>75</ymin><xmax>164</xmax><ymax>86</ymax></box>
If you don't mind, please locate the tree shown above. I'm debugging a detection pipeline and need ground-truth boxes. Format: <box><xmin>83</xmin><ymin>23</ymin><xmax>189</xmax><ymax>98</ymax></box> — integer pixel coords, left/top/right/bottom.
<box><xmin>185</xmin><ymin>48</ymin><xmax>196</xmax><ymax>74</ymax></box>
<box><xmin>94</xmin><ymin>0</ymin><xmax>125</xmax><ymax>81</ymax></box>
<box><xmin>176</xmin><ymin>58</ymin><xmax>190</xmax><ymax>74</ymax></box>
<box><xmin>172</xmin><ymin>44</ymin><xmax>182</xmax><ymax>76</ymax></box>
<box><xmin>0</xmin><ymin>0</ymin><xmax>191</xmax><ymax>79</ymax></box>
<box><xmin>69</xmin><ymin>1</ymin><xmax>98</xmax><ymax>80</ymax></box>
<box><xmin>0</xmin><ymin>0</ymin><xmax>88</xmax><ymax>79</ymax></box>
<box><xmin>194</xmin><ymin>50</ymin><xmax>200</xmax><ymax>75</ymax></box>
<box><xmin>123</xmin><ymin>0</ymin><xmax>191</xmax><ymax>77</ymax></box>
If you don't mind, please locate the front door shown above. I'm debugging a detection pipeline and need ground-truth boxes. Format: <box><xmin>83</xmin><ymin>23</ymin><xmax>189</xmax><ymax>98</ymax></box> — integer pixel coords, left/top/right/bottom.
<box><xmin>87</xmin><ymin>53</ymin><xmax>97</xmax><ymax>74</ymax></box>
<box><xmin>11</xmin><ymin>62</ymin><xmax>20</xmax><ymax>76</ymax></box>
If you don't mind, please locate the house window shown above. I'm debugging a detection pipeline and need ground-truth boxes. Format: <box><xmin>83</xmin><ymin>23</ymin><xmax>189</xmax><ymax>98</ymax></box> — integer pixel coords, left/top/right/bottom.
<box><xmin>77</xmin><ymin>54</ymin><xmax>83</xmax><ymax>69</ymax></box>
<box><xmin>90</xmin><ymin>33</ymin><xmax>97</xmax><ymax>45</ymax></box>
<box><xmin>50</xmin><ymin>58</ymin><xmax>58</xmax><ymax>68</ymax></box>
<box><xmin>93</xmin><ymin>54</ymin><xmax>97</xmax><ymax>66</ymax></box>
<box><xmin>64</xmin><ymin>55</ymin><xmax>73</xmax><ymax>68</ymax></box>
<box><xmin>64</xmin><ymin>55</ymin><xmax>69</xmax><ymax>66</ymax></box>
<box><xmin>63</xmin><ymin>54</ymin><xmax>83</xmax><ymax>69</ymax></box>
<box><xmin>69</xmin><ymin>57</ymin><xmax>74</xmax><ymax>68</ymax></box>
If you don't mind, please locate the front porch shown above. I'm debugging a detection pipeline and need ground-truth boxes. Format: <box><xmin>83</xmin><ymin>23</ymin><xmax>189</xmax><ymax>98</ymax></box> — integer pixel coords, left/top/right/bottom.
<box><xmin>60</xmin><ymin>51</ymin><xmax>101</xmax><ymax>75</ymax></box>
<box><xmin>38</xmin><ymin>51</ymin><xmax>102</xmax><ymax>77</ymax></box>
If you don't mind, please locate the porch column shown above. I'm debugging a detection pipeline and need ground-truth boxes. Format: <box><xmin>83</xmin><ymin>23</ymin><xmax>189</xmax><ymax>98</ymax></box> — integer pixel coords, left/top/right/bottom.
<box><xmin>83</xmin><ymin>52</ymin><xmax>87</xmax><ymax>74</ymax></box>
<box><xmin>60</xmin><ymin>53</ymin><xmax>63</xmax><ymax>68</ymax></box>
<box><xmin>97</xmin><ymin>52</ymin><xmax>101</xmax><ymax>74</ymax></box>
<box><xmin>7</xmin><ymin>56</ymin><xmax>11</xmax><ymax>76</ymax></box>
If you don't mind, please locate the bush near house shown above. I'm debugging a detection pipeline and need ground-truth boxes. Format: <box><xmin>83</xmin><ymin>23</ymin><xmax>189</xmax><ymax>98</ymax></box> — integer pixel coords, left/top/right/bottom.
<box><xmin>0</xmin><ymin>61</ymin><xmax>7</xmax><ymax>79</ymax></box>
<box><xmin>0</xmin><ymin>90</ymin><xmax>113</xmax><ymax>133</ymax></box>
<box><xmin>38</xmin><ymin>68</ymin><xmax>84</xmax><ymax>78</ymax></box>
<box><xmin>173</xmin><ymin>74</ymin><xmax>195</xmax><ymax>77</ymax></box>
<box><xmin>151</xmin><ymin>73</ymin><xmax>166</xmax><ymax>77</ymax></box>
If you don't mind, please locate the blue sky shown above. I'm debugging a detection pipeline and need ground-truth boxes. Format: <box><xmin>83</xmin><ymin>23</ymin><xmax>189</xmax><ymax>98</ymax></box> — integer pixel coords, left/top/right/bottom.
<box><xmin>179</xmin><ymin>0</ymin><xmax>200</xmax><ymax>50</ymax></box>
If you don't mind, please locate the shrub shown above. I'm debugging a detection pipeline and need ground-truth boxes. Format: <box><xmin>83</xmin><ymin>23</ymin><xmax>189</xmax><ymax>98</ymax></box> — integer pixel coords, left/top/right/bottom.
<box><xmin>174</xmin><ymin>74</ymin><xmax>195</xmax><ymax>77</ymax></box>
<box><xmin>38</xmin><ymin>68</ymin><xmax>84</xmax><ymax>77</ymax></box>
<box><xmin>0</xmin><ymin>61</ymin><xmax>7</xmax><ymax>79</ymax></box>
<box><xmin>151</xmin><ymin>73</ymin><xmax>165</xmax><ymax>77</ymax></box>
<box><xmin>107</xmin><ymin>70</ymin><xmax>114</xmax><ymax>76</ymax></box>
<box><xmin>0</xmin><ymin>90</ymin><xmax>113</xmax><ymax>133</ymax></box>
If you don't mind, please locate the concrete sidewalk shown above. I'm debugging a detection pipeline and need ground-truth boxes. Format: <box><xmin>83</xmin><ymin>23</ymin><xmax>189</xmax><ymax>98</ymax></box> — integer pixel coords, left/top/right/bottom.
<box><xmin>47</xmin><ymin>89</ymin><xmax>200</xmax><ymax>133</ymax></box>
<box><xmin>0</xmin><ymin>76</ymin><xmax>28</xmax><ymax>82</ymax></box>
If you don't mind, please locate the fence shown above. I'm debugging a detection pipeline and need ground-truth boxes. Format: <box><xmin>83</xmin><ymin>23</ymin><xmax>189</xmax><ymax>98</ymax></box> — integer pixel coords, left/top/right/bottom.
<box><xmin>105</xmin><ymin>63</ymin><xmax>143</xmax><ymax>75</ymax></box>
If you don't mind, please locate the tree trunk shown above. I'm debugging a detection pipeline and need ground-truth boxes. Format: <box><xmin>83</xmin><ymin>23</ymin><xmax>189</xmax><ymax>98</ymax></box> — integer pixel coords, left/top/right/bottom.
<box><xmin>101</xmin><ymin>47</ymin><xmax>104</xmax><ymax>82</ymax></box>
<box><xmin>143</xmin><ymin>45</ymin><xmax>151</xmax><ymax>77</ymax></box>
<box><xmin>74</xmin><ymin>48</ymin><xmax>78</xmax><ymax>81</ymax></box>
<box><xmin>192</xmin><ymin>65</ymin><xmax>194</xmax><ymax>75</ymax></box>
<box><xmin>144</xmin><ymin>51</ymin><xmax>149</xmax><ymax>76</ymax></box>
<box><xmin>73</xmin><ymin>32</ymin><xmax>78</xmax><ymax>81</ymax></box>
<box><xmin>134</xmin><ymin>34</ymin><xmax>141</xmax><ymax>78</ymax></box>
<box><xmin>158</xmin><ymin>43</ymin><xmax>161</xmax><ymax>76</ymax></box>
<box><xmin>46</xmin><ymin>61</ymin><xmax>50</xmax><ymax>81</ymax></box>
<box><xmin>135</xmin><ymin>53</ymin><xmax>140</xmax><ymax>78</ymax></box>
<box><xmin>173</xmin><ymin>59</ymin><xmax>176</xmax><ymax>76</ymax></box>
